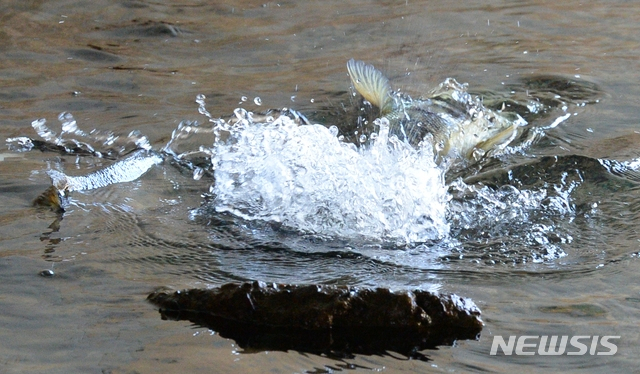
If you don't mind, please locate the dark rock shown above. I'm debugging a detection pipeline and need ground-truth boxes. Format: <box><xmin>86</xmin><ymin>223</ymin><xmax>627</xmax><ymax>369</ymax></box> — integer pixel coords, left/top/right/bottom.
<box><xmin>147</xmin><ymin>281</ymin><xmax>482</xmax><ymax>360</ymax></box>
<box><xmin>39</xmin><ymin>269</ymin><xmax>55</xmax><ymax>277</ymax></box>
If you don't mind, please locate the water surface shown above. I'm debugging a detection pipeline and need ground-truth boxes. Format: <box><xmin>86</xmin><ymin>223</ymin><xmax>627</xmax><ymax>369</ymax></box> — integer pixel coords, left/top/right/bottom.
<box><xmin>2</xmin><ymin>1</ymin><xmax>640</xmax><ymax>373</ymax></box>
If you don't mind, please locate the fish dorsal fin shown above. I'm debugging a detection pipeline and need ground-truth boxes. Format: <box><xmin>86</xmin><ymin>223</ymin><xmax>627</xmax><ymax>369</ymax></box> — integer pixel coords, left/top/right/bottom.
<box><xmin>347</xmin><ymin>59</ymin><xmax>393</xmax><ymax>115</ymax></box>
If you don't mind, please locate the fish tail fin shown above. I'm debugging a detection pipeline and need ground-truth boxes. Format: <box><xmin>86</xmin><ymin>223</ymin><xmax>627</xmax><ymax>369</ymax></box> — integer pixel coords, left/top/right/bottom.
<box><xmin>347</xmin><ymin>59</ymin><xmax>394</xmax><ymax>115</ymax></box>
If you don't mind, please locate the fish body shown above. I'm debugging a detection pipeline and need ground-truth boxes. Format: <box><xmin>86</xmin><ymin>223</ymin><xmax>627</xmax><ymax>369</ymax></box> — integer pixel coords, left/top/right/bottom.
<box><xmin>347</xmin><ymin>59</ymin><xmax>525</xmax><ymax>162</ymax></box>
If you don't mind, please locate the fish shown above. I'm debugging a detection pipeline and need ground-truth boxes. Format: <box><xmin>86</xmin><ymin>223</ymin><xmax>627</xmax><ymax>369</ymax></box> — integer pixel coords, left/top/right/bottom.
<box><xmin>346</xmin><ymin>59</ymin><xmax>526</xmax><ymax>162</ymax></box>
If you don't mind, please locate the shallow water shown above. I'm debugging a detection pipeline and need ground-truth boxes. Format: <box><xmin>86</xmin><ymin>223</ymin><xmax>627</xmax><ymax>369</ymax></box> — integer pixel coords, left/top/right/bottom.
<box><xmin>2</xmin><ymin>0</ymin><xmax>640</xmax><ymax>373</ymax></box>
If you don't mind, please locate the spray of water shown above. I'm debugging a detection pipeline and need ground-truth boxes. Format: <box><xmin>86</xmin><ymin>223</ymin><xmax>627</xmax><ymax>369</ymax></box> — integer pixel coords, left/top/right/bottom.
<box><xmin>208</xmin><ymin>114</ymin><xmax>450</xmax><ymax>244</ymax></box>
<box><xmin>6</xmin><ymin>92</ymin><xmax>589</xmax><ymax>262</ymax></box>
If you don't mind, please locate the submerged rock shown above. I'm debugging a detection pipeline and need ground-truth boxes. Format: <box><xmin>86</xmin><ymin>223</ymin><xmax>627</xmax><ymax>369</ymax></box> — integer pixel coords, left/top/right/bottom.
<box><xmin>147</xmin><ymin>281</ymin><xmax>482</xmax><ymax>360</ymax></box>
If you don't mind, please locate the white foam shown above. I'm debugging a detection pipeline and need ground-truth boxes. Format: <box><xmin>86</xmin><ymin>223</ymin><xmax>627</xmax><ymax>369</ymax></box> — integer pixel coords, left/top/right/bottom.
<box><xmin>209</xmin><ymin>115</ymin><xmax>450</xmax><ymax>244</ymax></box>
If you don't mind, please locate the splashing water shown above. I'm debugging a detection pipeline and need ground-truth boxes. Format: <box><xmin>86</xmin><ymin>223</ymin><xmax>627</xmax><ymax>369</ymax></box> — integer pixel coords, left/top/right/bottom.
<box><xmin>446</xmin><ymin>178</ymin><xmax>576</xmax><ymax>264</ymax></box>
<box><xmin>208</xmin><ymin>115</ymin><xmax>450</xmax><ymax>244</ymax></box>
<box><xmin>8</xmin><ymin>112</ymin><xmax>151</xmax><ymax>158</ymax></box>
<box><xmin>7</xmin><ymin>85</ymin><xmax>598</xmax><ymax>262</ymax></box>
<box><xmin>47</xmin><ymin>150</ymin><xmax>163</xmax><ymax>192</ymax></box>
<box><xmin>182</xmin><ymin>98</ymin><xmax>584</xmax><ymax>264</ymax></box>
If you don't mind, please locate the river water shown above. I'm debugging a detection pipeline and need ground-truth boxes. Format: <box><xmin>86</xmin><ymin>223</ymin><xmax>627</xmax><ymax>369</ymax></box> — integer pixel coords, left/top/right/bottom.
<box><xmin>2</xmin><ymin>1</ymin><xmax>640</xmax><ymax>373</ymax></box>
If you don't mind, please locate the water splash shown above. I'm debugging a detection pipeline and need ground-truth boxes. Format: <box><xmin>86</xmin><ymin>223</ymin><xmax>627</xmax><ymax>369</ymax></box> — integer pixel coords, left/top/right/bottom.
<box><xmin>162</xmin><ymin>120</ymin><xmax>215</xmax><ymax>163</ymax></box>
<box><xmin>170</xmin><ymin>93</ymin><xmax>588</xmax><ymax>255</ymax></box>
<box><xmin>15</xmin><ymin>112</ymin><xmax>151</xmax><ymax>158</ymax></box>
<box><xmin>32</xmin><ymin>117</ymin><xmax>60</xmax><ymax>144</ymax></box>
<box><xmin>8</xmin><ymin>85</ymin><xmax>595</xmax><ymax>260</ymax></box>
<box><xmin>446</xmin><ymin>173</ymin><xmax>580</xmax><ymax>264</ymax></box>
<box><xmin>208</xmin><ymin>115</ymin><xmax>449</xmax><ymax>244</ymax></box>
<box><xmin>5</xmin><ymin>136</ymin><xmax>35</xmax><ymax>152</ymax></box>
<box><xmin>47</xmin><ymin>150</ymin><xmax>163</xmax><ymax>192</ymax></box>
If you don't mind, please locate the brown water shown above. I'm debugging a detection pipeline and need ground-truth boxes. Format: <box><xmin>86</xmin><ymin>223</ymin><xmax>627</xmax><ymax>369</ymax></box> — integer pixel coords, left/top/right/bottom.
<box><xmin>2</xmin><ymin>1</ymin><xmax>640</xmax><ymax>373</ymax></box>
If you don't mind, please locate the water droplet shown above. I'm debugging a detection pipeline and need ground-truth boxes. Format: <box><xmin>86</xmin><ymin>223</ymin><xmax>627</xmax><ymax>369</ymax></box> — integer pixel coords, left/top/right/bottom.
<box><xmin>290</xmin><ymin>95</ymin><xmax>296</xmax><ymax>102</ymax></box>
<box><xmin>31</xmin><ymin>118</ymin><xmax>58</xmax><ymax>143</ymax></box>
<box><xmin>193</xmin><ymin>167</ymin><xmax>204</xmax><ymax>180</ymax></box>
<box><xmin>196</xmin><ymin>95</ymin><xmax>215</xmax><ymax>122</ymax></box>
<box><xmin>59</xmin><ymin>112</ymin><xmax>78</xmax><ymax>134</ymax></box>
<box><xmin>328</xmin><ymin>125</ymin><xmax>339</xmax><ymax>137</ymax></box>
<box><xmin>234</xmin><ymin>108</ymin><xmax>249</xmax><ymax>121</ymax></box>
<box><xmin>240</xmin><ymin>96</ymin><xmax>248</xmax><ymax>102</ymax></box>
<box><xmin>253</xmin><ymin>97</ymin><xmax>262</xmax><ymax>106</ymax></box>
<box><xmin>310</xmin><ymin>98</ymin><xmax>314</xmax><ymax>103</ymax></box>
<box><xmin>359</xmin><ymin>134</ymin><xmax>367</xmax><ymax>143</ymax></box>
